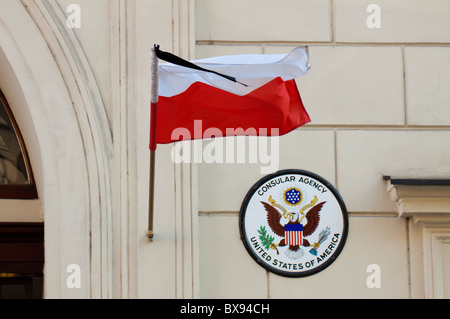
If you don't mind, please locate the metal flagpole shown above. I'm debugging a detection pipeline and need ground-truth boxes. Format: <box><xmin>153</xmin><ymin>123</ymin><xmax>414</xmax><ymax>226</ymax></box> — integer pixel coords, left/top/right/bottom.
<box><xmin>147</xmin><ymin>45</ymin><xmax>159</xmax><ymax>239</ymax></box>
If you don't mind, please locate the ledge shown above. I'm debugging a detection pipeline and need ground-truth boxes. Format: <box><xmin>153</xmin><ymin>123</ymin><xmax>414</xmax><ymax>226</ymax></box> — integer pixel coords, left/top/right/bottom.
<box><xmin>383</xmin><ymin>176</ymin><xmax>450</xmax><ymax>186</ymax></box>
<box><xmin>384</xmin><ymin>176</ymin><xmax>450</xmax><ymax>217</ymax></box>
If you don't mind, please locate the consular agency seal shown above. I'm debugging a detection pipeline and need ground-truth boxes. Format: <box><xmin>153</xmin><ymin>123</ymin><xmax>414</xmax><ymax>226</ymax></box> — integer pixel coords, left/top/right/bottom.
<box><xmin>239</xmin><ymin>169</ymin><xmax>348</xmax><ymax>277</ymax></box>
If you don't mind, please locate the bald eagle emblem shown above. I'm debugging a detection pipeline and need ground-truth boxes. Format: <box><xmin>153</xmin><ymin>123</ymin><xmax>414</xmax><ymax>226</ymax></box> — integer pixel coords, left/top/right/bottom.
<box><xmin>260</xmin><ymin>191</ymin><xmax>327</xmax><ymax>260</ymax></box>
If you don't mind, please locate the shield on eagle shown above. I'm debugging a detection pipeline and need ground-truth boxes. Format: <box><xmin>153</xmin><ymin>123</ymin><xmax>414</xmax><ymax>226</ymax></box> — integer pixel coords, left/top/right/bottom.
<box><xmin>284</xmin><ymin>223</ymin><xmax>303</xmax><ymax>246</ymax></box>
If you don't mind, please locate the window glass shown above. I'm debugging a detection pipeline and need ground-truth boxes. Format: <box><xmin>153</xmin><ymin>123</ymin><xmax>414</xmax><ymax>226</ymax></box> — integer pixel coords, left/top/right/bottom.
<box><xmin>0</xmin><ymin>93</ymin><xmax>29</xmax><ymax>185</ymax></box>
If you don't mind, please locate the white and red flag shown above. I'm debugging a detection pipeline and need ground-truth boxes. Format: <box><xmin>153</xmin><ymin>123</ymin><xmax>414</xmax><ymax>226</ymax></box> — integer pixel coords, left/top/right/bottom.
<box><xmin>149</xmin><ymin>45</ymin><xmax>311</xmax><ymax>150</ymax></box>
<box><xmin>146</xmin><ymin>46</ymin><xmax>311</xmax><ymax>238</ymax></box>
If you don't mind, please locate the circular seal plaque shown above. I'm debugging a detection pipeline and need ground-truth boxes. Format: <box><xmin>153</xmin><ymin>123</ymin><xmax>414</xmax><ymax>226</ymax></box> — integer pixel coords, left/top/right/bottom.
<box><xmin>239</xmin><ymin>169</ymin><xmax>348</xmax><ymax>277</ymax></box>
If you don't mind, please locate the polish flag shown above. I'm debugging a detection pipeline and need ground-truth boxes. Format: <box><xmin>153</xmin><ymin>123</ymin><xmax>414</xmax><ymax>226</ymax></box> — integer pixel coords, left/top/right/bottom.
<box><xmin>150</xmin><ymin>46</ymin><xmax>311</xmax><ymax>149</ymax></box>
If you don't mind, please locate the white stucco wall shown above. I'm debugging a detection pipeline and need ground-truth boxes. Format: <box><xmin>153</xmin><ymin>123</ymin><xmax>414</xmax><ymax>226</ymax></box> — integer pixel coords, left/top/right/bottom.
<box><xmin>195</xmin><ymin>0</ymin><xmax>450</xmax><ymax>299</ymax></box>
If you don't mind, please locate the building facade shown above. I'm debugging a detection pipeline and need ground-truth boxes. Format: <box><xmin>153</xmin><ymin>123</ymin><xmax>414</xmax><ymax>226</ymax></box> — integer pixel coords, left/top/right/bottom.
<box><xmin>0</xmin><ymin>0</ymin><xmax>450</xmax><ymax>299</ymax></box>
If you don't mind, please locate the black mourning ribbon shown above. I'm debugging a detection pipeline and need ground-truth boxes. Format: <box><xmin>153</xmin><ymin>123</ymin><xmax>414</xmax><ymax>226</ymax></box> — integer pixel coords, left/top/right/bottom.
<box><xmin>154</xmin><ymin>44</ymin><xmax>247</xmax><ymax>87</ymax></box>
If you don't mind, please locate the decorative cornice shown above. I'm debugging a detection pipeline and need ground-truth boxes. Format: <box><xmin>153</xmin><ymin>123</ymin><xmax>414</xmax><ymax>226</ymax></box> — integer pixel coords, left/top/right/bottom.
<box><xmin>384</xmin><ymin>176</ymin><xmax>450</xmax><ymax>218</ymax></box>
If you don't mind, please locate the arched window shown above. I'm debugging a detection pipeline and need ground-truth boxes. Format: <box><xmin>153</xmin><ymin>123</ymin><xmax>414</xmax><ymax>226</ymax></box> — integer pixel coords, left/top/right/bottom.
<box><xmin>0</xmin><ymin>90</ymin><xmax>37</xmax><ymax>199</ymax></box>
<box><xmin>0</xmin><ymin>90</ymin><xmax>42</xmax><ymax>299</ymax></box>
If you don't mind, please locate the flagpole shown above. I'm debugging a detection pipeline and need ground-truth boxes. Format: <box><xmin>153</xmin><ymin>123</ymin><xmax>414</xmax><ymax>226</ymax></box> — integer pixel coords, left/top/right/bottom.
<box><xmin>147</xmin><ymin>149</ymin><xmax>156</xmax><ymax>239</ymax></box>
<box><xmin>147</xmin><ymin>45</ymin><xmax>159</xmax><ymax>239</ymax></box>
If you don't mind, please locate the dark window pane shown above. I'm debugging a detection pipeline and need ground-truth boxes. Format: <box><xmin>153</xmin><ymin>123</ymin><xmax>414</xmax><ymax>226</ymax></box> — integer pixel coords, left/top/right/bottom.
<box><xmin>0</xmin><ymin>94</ymin><xmax>29</xmax><ymax>185</ymax></box>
